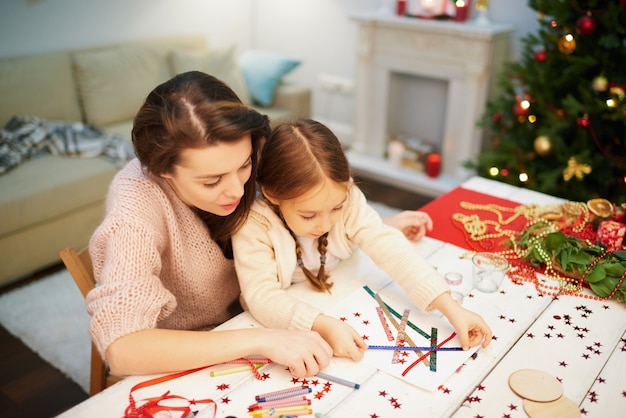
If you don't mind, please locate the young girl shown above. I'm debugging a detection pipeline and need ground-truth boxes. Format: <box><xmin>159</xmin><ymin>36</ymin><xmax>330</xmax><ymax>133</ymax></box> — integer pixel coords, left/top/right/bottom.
<box><xmin>232</xmin><ymin>119</ymin><xmax>492</xmax><ymax>363</ymax></box>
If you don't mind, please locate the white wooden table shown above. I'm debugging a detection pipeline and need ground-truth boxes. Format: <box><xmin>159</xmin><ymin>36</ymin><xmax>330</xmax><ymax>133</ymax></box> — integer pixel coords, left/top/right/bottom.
<box><xmin>59</xmin><ymin>178</ymin><xmax>626</xmax><ymax>418</ymax></box>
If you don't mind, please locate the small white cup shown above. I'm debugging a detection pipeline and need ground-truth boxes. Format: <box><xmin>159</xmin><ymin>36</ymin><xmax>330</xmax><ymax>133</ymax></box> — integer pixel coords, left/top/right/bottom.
<box><xmin>472</xmin><ymin>252</ymin><xmax>509</xmax><ymax>293</ymax></box>
<box><xmin>387</xmin><ymin>140</ymin><xmax>405</xmax><ymax>167</ymax></box>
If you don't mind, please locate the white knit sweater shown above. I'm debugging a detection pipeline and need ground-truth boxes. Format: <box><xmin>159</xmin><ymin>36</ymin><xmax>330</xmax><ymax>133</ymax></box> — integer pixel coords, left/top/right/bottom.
<box><xmin>232</xmin><ymin>185</ymin><xmax>450</xmax><ymax>331</ymax></box>
<box><xmin>87</xmin><ymin>159</ymin><xmax>240</xmax><ymax>360</ymax></box>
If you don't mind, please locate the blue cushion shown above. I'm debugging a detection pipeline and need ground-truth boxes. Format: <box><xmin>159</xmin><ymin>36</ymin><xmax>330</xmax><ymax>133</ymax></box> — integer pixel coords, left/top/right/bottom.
<box><xmin>238</xmin><ymin>50</ymin><xmax>300</xmax><ymax>107</ymax></box>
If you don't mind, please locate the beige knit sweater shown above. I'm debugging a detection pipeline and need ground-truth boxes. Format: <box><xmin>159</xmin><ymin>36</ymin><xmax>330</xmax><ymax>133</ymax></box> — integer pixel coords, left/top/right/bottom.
<box><xmin>232</xmin><ymin>185</ymin><xmax>450</xmax><ymax>331</ymax></box>
<box><xmin>87</xmin><ymin>159</ymin><xmax>240</xmax><ymax>360</ymax></box>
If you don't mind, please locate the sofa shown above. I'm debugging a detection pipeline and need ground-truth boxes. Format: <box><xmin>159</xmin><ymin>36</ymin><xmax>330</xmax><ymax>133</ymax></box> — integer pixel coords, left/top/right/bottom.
<box><xmin>0</xmin><ymin>33</ymin><xmax>311</xmax><ymax>287</ymax></box>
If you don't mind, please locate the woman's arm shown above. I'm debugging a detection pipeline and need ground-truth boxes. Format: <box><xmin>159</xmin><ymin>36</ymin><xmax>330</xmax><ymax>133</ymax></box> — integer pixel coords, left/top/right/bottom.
<box><xmin>106</xmin><ymin>326</ymin><xmax>333</xmax><ymax>378</ymax></box>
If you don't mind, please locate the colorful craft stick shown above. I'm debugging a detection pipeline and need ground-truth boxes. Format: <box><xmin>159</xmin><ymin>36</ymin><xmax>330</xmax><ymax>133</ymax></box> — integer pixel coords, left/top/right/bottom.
<box><xmin>255</xmin><ymin>386</ymin><xmax>312</xmax><ymax>403</ymax></box>
<box><xmin>249</xmin><ymin>397</ymin><xmax>310</xmax><ymax>411</ymax></box>
<box><xmin>368</xmin><ymin>345</ymin><xmax>463</xmax><ymax>351</ymax></box>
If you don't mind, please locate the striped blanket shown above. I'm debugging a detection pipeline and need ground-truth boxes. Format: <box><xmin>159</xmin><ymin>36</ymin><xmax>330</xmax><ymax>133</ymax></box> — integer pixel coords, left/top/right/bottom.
<box><xmin>0</xmin><ymin>115</ymin><xmax>135</xmax><ymax>174</ymax></box>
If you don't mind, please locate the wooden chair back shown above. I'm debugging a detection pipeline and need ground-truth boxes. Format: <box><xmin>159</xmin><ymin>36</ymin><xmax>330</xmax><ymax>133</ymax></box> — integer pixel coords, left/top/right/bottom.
<box><xmin>59</xmin><ymin>246</ymin><xmax>119</xmax><ymax>396</ymax></box>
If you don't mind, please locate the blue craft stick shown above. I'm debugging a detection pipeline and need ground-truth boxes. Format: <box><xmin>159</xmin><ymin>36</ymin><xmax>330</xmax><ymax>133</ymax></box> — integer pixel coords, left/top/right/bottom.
<box><xmin>367</xmin><ymin>345</ymin><xmax>463</xmax><ymax>351</ymax></box>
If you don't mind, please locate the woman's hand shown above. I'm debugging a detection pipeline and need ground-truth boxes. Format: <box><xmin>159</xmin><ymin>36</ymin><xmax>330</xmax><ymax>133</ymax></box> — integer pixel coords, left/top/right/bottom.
<box><xmin>430</xmin><ymin>292</ymin><xmax>493</xmax><ymax>350</ymax></box>
<box><xmin>312</xmin><ymin>314</ymin><xmax>367</xmax><ymax>361</ymax></box>
<box><xmin>261</xmin><ymin>328</ymin><xmax>333</xmax><ymax>378</ymax></box>
<box><xmin>383</xmin><ymin>210</ymin><xmax>433</xmax><ymax>242</ymax></box>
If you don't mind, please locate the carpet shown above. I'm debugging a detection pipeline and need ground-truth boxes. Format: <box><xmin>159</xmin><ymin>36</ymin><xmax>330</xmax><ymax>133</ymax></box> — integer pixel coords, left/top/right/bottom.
<box><xmin>0</xmin><ymin>269</ymin><xmax>91</xmax><ymax>393</ymax></box>
<box><xmin>0</xmin><ymin>201</ymin><xmax>401</xmax><ymax>397</ymax></box>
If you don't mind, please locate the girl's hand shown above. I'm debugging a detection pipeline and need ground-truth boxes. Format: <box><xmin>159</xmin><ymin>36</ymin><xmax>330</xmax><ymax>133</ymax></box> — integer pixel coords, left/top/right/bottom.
<box><xmin>430</xmin><ymin>292</ymin><xmax>493</xmax><ymax>350</ymax></box>
<box><xmin>312</xmin><ymin>314</ymin><xmax>367</xmax><ymax>361</ymax></box>
<box><xmin>383</xmin><ymin>210</ymin><xmax>433</xmax><ymax>242</ymax></box>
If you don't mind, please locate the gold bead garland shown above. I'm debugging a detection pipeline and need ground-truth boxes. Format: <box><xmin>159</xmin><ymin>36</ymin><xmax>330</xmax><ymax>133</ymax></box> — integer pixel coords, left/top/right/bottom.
<box><xmin>453</xmin><ymin>201</ymin><xmax>625</xmax><ymax>302</ymax></box>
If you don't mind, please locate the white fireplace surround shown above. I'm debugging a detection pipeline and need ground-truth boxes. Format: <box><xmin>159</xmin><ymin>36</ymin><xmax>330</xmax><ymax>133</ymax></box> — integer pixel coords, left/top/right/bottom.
<box><xmin>348</xmin><ymin>13</ymin><xmax>512</xmax><ymax>197</ymax></box>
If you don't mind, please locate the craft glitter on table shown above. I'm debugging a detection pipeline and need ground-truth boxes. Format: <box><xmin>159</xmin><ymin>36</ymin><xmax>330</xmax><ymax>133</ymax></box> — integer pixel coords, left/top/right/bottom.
<box><xmin>58</xmin><ymin>177</ymin><xmax>626</xmax><ymax>418</ymax></box>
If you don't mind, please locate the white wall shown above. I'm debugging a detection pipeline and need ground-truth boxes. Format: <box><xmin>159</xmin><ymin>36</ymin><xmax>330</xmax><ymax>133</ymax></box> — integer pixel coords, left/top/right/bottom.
<box><xmin>0</xmin><ymin>0</ymin><xmax>539</xmax><ymax>132</ymax></box>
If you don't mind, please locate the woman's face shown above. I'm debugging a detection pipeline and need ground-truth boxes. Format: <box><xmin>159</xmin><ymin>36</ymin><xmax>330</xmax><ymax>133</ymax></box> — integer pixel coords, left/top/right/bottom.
<box><xmin>161</xmin><ymin>135</ymin><xmax>253</xmax><ymax>216</ymax></box>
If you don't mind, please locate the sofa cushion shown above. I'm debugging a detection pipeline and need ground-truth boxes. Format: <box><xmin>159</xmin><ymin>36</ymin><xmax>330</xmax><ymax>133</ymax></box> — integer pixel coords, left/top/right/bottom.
<box><xmin>0</xmin><ymin>52</ymin><xmax>82</xmax><ymax>126</ymax></box>
<box><xmin>238</xmin><ymin>50</ymin><xmax>301</xmax><ymax>107</ymax></box>
<box><xmin>73</xmin><ymin>45</ymin><xmax>171</xmax><ymax>127</ymax></box>
<box><xmin>169</xmin><ymin>48</ymin><xmax>252</xmax><ymax>106</ymax></box>
<box><xmin>0</xmin><ymin>155</ymin><xmax>117</xmax><ymax>237</ymax></box>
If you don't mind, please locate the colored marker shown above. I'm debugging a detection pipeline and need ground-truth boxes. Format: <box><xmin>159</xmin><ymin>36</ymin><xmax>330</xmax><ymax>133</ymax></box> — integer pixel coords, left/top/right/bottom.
<box><xmin>249</xmin><ymin>404</ymin><xmax>311</xmax><ymax>416</ymax></box>
<box><xmin>256</xmin><ymin>386</ymin><xmax>312</xmax><ymax>403</ymax></box>
<box><xmin>367</xmin><ymin>345</ymin><xmax>463</xmax><ymax>351</ymax></box>
<box><xmin>316</xmin><ymin>371</ymin><xmax>360</xmax><ymax>389</ymax></box>
<box><xmin>249</xmin><ymin>397</ymin><xmax>310</xmax><ymax>411</ymax></box>
<box><xmin>210</xmin><ymin>363</ymin><xmax>263</xmax><ymax>377</ymax></box>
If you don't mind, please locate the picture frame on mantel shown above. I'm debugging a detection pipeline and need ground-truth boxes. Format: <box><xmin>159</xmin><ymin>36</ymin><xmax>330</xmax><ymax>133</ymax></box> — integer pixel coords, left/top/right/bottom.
<box><xmin>406</xmin><ymin>0</ymin><xmax>456</xmax><ymax>20</ymax></box>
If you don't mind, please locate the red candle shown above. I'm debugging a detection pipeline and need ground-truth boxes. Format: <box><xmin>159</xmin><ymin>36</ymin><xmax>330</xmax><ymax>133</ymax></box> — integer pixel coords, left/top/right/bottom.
<box><xmin>396</xmin><ymin>0</ymin><xmax>407</xmax><ymax>16</ymax></box>
<box><xmin>453</xmin><ymin>0</ymin><xmax>471</xmax><ymax>22</ymax></box>
<box><xmin>426</xmin><ymin>153</ymin><xmax>441</xmax><ymax>178</ymax></box>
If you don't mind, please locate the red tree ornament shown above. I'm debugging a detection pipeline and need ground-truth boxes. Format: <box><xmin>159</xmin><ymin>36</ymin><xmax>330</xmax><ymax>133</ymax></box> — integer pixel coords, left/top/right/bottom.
<box><xmin>577</xmin><ymin>115</ymin><xmax>591</xmax><ymax>128</ymax></box>
<box><xmin>534</xmin><ymin>49</ymin><xmax>547</xmax><ymax>62</ymax></box>
<box><xmin>577</xmin><ymin>14</ymin><xmax>597</xmax><ymax>36</ymax></box>
<box><xmin>513</xmin><ymin>102</ymin><xmax>529</xmax><ymax>117</ymax></box>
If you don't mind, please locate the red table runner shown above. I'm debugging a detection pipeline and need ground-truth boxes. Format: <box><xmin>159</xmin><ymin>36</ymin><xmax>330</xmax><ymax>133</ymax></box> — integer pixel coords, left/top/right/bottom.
<box><xmin>418</xmin><ymin>186</ymin><xmax>524</xmax><ymax>251</ymax></box>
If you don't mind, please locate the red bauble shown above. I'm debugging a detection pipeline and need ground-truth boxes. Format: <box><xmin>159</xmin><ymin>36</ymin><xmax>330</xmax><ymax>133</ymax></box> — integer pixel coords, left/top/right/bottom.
<box><xmin>513</xmin><ymin>102</ymin><xmax>529</xmax><ymax>117</ymax></box>
<box><xmin>577</xmin><ymin>116</ymin><xmax>591</xmax><ymax>128</ymax></box>
<box><xmin>534</xmin><ymin>49</ymin><xmax>547</xmax><ymax>62</ymax></box>
<box><xmin>493</xmin><ymin>112</ymin><xmax>503</xmax><ymax>123</ymax></box>
<box><xmin>577</xmin><ymin>15</ymin><xmax>597</xmax><ymax>36</ymax></box>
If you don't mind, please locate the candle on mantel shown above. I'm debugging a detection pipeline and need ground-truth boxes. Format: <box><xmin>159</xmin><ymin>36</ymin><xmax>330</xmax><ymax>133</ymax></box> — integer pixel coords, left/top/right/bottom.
<box><xmin>453</xmin><ymin>0</ymin><xmax>471</xmax><ymax>22</ymax></box>
<box><xmin>396</xmin><ymin>0</ymin><xmax>407</xmax><ymax>16</ymax></box>
<box><xmin>425</xmin><ymin>153</ymin><xmax>441</xmax><ymax>178</ymax></box>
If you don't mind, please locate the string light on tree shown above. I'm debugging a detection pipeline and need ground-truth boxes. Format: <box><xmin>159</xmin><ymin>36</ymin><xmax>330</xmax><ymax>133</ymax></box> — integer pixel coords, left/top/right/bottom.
<box><xmin>519</xmin><ymin>172</ymin><xmax>529</xmax><ymax>183</ymax></box>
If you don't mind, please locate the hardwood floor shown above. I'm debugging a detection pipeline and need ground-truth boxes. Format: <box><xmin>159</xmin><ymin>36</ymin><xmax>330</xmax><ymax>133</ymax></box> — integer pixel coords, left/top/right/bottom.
<box><xmin>0</xmin><ymin>178</ymin><xmax>430</xmax><ymax>417</ymax></box>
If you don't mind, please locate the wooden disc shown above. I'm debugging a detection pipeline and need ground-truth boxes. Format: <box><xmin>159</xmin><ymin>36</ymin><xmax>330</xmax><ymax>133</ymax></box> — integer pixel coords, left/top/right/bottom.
<box><xmin>524</xmin><ymin>396</ymin><xmax>580</xmax><ymax>418</ymax></box>
<box><xmin>508</xmin><ymin>369</ymin><xmax>563</xmax><ymax>402</ymax></box>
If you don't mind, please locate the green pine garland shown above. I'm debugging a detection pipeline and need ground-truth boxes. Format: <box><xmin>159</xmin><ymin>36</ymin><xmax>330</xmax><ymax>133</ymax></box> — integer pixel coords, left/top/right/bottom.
<box><xmin>516</xmin><ymin>221</ymin><xmax>626</xmax><ymax>303</ymax></box>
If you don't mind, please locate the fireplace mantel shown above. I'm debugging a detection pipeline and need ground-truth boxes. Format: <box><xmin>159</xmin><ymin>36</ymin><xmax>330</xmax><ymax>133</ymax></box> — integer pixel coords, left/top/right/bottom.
<box><xmin>348</xmin><ymin>13</ymin><xmax>513</xmax><ymax>197</ymax></box>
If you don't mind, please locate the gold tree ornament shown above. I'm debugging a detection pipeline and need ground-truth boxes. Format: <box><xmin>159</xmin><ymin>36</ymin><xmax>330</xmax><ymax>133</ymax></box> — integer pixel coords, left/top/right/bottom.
<box><xmin>558</xmin><ymin>34</ymin><xmax>577</xmax><ymax>54</ymax></box>
<box><xmin>563</xmin><ymin>157</ymin><xmax>592</xmax><ymax>181</ymax></box>
<box><xmin>533</xmin><ymin>135</ymin><xmax>552</xmax><ymax>156</ymax></box>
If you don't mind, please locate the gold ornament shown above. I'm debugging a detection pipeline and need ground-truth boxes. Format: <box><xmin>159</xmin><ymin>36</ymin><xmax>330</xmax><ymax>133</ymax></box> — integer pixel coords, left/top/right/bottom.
<box><xmin>533</xmin><ymin>135</ymin><xmax>552</xmax><ymax>156</ymax></box>
<box><xmin>558</xmin><ymin>34</ymin><xmax>576</xmax><ymax>54</ymax></box>
<box><xmin>592</xmin><ymin>75</ymin><xmax>608</xmax><ymax>92</ymax></box>
<box><xmin>563</xmin><ymin>157</ymin><xmax>591</xmax><ymax>181</ymax></box>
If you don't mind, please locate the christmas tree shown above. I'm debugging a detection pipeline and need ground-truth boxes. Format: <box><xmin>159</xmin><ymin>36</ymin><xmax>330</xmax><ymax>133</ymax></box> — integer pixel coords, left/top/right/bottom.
<box><xmin>472</xmin><ymin>0</ymin><xmax>626</xmax><ymax>203</ymax></box>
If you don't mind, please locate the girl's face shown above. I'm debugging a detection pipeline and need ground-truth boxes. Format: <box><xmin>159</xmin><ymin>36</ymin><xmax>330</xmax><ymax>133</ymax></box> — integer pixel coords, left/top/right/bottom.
<box><xmin>265</xmin><ymin>179</ymin><xmax>348</xmax><ymax>239</ymax></box>
<box><xmin>161</xmin><ymin>135</ymin><xmax>253</xmax><ymax>216</ymax></box>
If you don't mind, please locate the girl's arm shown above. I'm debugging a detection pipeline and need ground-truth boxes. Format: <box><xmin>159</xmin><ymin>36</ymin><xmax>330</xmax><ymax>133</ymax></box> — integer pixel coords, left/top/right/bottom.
<box><xmin>429</xmin><ymin>292</ymin><xmax>493</xmax><ymax>349</ymax></box>
<box><xmin>106</xmin><ymin>326</ymin><xmax>333</xmax><ymax>378</ymax></box>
